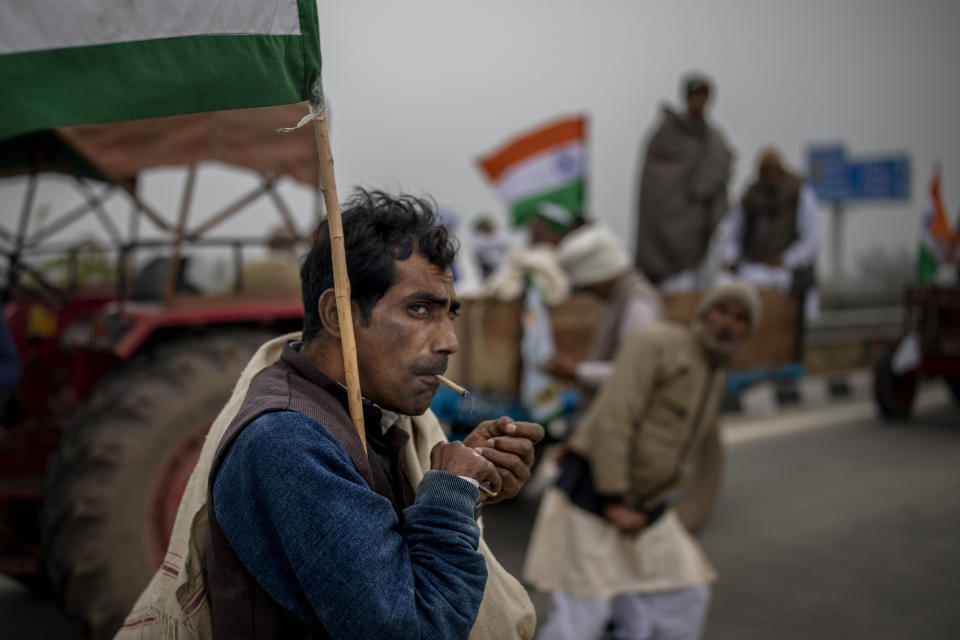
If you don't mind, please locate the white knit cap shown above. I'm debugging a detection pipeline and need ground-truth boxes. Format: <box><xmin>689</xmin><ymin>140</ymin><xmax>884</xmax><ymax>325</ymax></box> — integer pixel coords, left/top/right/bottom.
<box><xmin>696</xmin><ymin>279</ymin><xmax>763</xmax><ymax>332</ymax></box>
<box><xmin>555</xmin><ymin>225</ymin><xmax>630</xmax><ymax>286</ymax></box>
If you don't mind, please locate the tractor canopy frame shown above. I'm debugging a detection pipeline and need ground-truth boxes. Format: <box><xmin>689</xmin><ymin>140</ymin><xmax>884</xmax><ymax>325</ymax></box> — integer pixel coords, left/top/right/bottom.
<box><xmin>1</xmin><ymin>102</ymin><xmax>323</xmax><ymax>306</ymax></box>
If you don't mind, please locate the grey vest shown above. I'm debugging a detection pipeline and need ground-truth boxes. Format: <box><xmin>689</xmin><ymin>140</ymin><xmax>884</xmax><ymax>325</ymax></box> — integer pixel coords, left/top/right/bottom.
<box><xmin>740</xmin><ymin>175</ymin><xmax>802</xmax><ymax>264</ymax></box>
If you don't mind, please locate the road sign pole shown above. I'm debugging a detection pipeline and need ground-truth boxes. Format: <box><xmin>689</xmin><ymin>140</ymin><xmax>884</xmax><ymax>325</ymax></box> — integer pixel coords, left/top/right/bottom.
<box><xmin>831</xmin><ymin>201</ymin><xmax>845</xmax><ymax>282</ymax></box>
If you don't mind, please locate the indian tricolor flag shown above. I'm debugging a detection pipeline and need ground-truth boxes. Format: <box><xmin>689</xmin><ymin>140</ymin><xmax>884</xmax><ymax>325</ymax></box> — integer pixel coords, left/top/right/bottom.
<box><xmin>0</xmin><ymin>0</ymin><xmax>321</xmax><ymax>141</ymax></box>
<box><xmin>916</xmin><ymin>167</ymin><xmax>954</xmax><ymax>284</ymax></box>
<box><xmin>477</xmin><ymin>115</ymin><xmax>586</xmax><ymax>227</ymax></box>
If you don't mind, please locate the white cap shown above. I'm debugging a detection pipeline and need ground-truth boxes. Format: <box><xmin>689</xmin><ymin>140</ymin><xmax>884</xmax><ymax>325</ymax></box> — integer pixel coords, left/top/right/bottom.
<box><xmin>556</xmin><ymin>225</ymin><xmax>630</xmax><ymax>286</ymax></box>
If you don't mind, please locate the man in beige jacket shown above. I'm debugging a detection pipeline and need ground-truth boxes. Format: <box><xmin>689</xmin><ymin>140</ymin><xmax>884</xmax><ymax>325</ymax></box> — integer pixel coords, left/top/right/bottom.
<box><xmin>524</xmin><ymin>280</ymin><xmax>760</xmax><ymax>640</ymax></box>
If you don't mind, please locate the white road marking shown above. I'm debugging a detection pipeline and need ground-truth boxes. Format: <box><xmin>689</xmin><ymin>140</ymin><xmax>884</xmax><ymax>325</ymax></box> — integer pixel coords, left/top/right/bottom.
<box><xmin>722</xmin><ymin>386</ymin><xmax>951</xmax><ymax>445</ymax></box>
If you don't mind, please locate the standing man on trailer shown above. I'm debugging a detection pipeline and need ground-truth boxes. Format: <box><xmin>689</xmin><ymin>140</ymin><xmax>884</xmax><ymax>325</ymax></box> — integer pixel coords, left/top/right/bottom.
<box><xmin>721</xmin><ymin>148</ymin><xmax>821</xmax><ymax>319</ymax></box>
<box><xmin>634</xmin><ymin>73</ymin><xmax>734</xmax><ymax>292</ymax></box>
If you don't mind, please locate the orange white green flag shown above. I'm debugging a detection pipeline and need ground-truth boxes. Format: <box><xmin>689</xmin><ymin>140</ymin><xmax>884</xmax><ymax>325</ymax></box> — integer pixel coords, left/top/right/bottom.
<box><xmin>476</xmin><ymin>115</ymin><xmax>586</xmax><ymax>228</ymax></box>
<box><xmin>916</xmin><ymin>167</ymin><xmax>954</xmax><ymax>284</ymax></box>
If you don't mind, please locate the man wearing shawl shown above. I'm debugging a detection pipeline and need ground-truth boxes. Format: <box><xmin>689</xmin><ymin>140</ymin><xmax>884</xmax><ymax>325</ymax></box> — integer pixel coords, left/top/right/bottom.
<box><xmin>634</xmin><ymin>74</ymin><xmax>734</xmax><ymax>291</ymax></box>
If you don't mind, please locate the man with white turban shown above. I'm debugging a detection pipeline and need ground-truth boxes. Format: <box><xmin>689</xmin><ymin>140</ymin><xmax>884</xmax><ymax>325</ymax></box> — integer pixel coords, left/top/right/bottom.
<box><xmin>543</xmin><ymin>225</ymin><xmax>661</xmax><ymax>409</ymax></box>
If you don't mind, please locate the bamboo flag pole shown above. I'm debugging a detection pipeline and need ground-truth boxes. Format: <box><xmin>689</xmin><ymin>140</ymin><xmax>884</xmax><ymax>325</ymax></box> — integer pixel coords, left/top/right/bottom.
<box><xmin>312</xmin><ymin>107</ymin><xmax>367</xmax><ymax>454</ymax></box>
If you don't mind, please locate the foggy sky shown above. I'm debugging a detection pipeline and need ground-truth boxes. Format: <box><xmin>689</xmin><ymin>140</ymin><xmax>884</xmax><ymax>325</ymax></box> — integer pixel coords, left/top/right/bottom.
<box><xmin>3</xmin><ymin>0</ymin><xmax>959</xmax><ymax>286</ymax></box>
<box><xmin>316</xmin><ymin>0</ymin><xmax>960</xmax><ymax>282</ymax></box>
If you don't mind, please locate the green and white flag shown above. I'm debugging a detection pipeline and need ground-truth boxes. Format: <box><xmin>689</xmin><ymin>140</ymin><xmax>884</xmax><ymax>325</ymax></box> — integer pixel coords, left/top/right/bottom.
<box><xmin>0</xmin><ymin>0</ymin><xmax>321</xmax><ymax>141</ymax></box>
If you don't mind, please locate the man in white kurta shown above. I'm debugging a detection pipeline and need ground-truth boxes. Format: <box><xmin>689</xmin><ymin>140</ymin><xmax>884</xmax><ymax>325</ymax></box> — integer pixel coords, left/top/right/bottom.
<box><xmin>721</xmin><ymin>148</ymin><xmax>820</xmax><ymax>320</ymax></box>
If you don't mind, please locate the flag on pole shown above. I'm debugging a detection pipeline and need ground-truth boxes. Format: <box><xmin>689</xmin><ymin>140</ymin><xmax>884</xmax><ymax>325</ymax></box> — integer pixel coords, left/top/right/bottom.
<box><xmin>0</xmin><ymin>0</ymin><xmax>321</xmax><ymax>141</ymax></box>
<box><xmin>916</xmin><ymin>167</ymin><xmax>953</xmax><ymax>284</ymax></box>
<box><xmin>519</xmin><ymin>283</ymin><xmax>564</xmax><ymax>425</ymax></box>
<box><xmin>476</xmin><ymin>115</ymin><xmax>586</xmax><ymax>227</ymax></box>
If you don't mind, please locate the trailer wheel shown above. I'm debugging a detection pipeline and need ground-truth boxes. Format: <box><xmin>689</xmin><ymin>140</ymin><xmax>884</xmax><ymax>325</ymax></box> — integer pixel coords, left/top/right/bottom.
<box><xmin>42</xmin><ymin>331</ymin><xmax>273</xmax><ymax>640</ymax></box>
<box><xmin>675</xmin><ymin>426</ymin><xmax>724</xmax><ymax>533</ymax></box>
<box><xmin>873</xmin><ymin>349</ymin><xmax>917</xmax><ymax>420</ymax></box>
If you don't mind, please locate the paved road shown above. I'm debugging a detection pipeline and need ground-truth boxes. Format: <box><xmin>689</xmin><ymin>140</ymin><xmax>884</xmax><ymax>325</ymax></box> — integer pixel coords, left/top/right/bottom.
<box><xmin>482</xmin><ymin>389</ymin><xmax>960</xmax><ymax>640</ymax></box>
<box><xmin>698</xmin><ymin>397</ymin><xmax>959</xmax><ymax>639</ymax></box>
<box><xmin>2</xmin><ymin>391</ymin><xmax>957</xmax><ymax>639</ymax></box>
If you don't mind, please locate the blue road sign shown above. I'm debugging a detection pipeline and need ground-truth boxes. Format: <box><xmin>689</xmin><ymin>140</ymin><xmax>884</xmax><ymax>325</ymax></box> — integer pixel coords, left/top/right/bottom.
<box><xmin>849</xmin><ymin>157</ymin><xmax>910</xmax><ymax>200</ymax></box>
<box><xmin>807</xmin><ymin>144</ymin><xmax>910</xmax><ymax>203</ymax></box>
<box><xmin>809</xmin><ymin>145</ymin><xmax>850</xmax><ymax>202</ymax></box>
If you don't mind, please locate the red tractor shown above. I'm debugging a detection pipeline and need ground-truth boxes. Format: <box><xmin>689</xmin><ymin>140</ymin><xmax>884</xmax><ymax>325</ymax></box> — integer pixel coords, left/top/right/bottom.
<box><xmin>873</xmin><ymin>284</ymin><xmax>960</xmax><ymax>418</ymax></box>
<box><xmin>0</xmin><ymin>105</ymin><xmax>319</xmax><ymax>638</ymax></box>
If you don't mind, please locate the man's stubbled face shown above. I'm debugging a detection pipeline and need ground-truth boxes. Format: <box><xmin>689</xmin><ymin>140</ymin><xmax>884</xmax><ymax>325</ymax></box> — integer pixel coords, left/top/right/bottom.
<box><xmin>353</xmin><ymin>253</ymin><xmax>460</xmax><ymax>415</ymax></box>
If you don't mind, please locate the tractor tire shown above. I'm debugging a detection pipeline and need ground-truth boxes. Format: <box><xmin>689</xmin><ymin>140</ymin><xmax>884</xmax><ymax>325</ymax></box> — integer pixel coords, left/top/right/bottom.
<box><xmin>42</xmin><ymin>330</ymin><xmax>273</xmax><ymax>640</ymax></box>
<box><xmin>675</xmin><ymin>426</ymin><xmax>725</xmax><ymax>533</ymax></box>
<box><xmin>873</xmin><ymin>349</ymin><xmax>917</xmax><ymax>420</ymax></box>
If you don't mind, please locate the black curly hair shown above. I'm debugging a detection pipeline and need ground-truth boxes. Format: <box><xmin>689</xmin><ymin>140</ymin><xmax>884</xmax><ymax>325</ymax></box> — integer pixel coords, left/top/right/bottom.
<box><xmin>300</xmin><ymin>189</ymin><xmax>459</xmax><ymax>340</ymax></box>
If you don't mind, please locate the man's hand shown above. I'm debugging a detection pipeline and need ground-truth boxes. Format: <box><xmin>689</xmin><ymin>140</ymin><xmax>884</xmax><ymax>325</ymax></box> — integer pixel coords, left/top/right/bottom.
<box><xmin>463</xmin><ymin>416</ymin><xmax>545</xmax><ymax>504</ymax></box>
<box><xmin>541</xmin><ymin>353</ymin><xmax>578</xmax><ymax>382</ymax></box>
<box><xmin>602</xmin><ymin>503</ymin><xmax>647</xmax><ymax>537</ymax></box>
<box><xmin>430</xmin><ymin>441</ymin><xmax>501</xmax><ymax>500</ymax></box>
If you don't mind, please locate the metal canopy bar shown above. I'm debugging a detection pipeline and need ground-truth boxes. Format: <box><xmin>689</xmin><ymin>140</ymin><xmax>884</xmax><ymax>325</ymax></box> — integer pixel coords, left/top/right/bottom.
<box><xmin>115</xmin><ymin>182</ymin><xmax>173</xmax><ymax>232</ymax></box>
<box><xmin>9</xmin><ymin>258</ymin><xmax>66</xmax><ymax>306</ymax></box>
<box><xmin>262</xmin><ymin>173</ymin><xmax>303</xmax><ymax>240</ymax></box>
<box><xmin>186</xmin><ymin>177</ymin><xmax>275</xmax><ymax>239</ymax></box>
<box><xmin>1</xmin><ymin>235</ymin><xmax>290</xmax><ymax>258</ymax></box>
<box><xmin>27</xmin><ymin>188</ymin><xmax>114</xmax><ymax>247</ymax></box>
<box><xmin>15</xmin><ymin>173</ymin><xmax>38</xmax><ymax>253</ymax></box>
<box><xmin>163</xmin><ymin>164</ymin><xmax>197</xmax><ymax>300</ymax></box>
<box><xmin>74</xmin><ymin>177</ymin><xmax>123</xmax><ymax>246</ymax></box>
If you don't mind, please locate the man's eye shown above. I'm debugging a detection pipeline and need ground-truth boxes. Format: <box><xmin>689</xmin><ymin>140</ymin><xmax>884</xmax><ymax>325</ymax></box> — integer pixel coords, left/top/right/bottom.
<box><xmin>448</xmin><ymin>309</ymin><xmax>461</xmax><ymax>320</ymax></box>
<box><xmin>409</xmin><ymin>304</ymin><xmax>429</xmax><ymax>317</ymax></box>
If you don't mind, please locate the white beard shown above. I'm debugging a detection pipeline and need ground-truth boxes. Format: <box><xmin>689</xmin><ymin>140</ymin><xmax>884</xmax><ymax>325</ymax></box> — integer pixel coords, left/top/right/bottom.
<box><xmin>693</xmin><ymin>319</ymin><xmax>739</xmax><ymax>358</ymax></box>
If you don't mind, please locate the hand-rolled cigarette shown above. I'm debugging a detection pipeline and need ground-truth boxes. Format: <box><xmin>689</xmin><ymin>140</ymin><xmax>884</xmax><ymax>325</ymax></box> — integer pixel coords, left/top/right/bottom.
<box><xmin>478</xmin><ymin>481</ymin><xmax>499</xmax><ymax>498</ymax></box>
<box><xmin>435</xmin><ymin>374</ymin><xmax>471</xmax><ymax>399</ymax></box>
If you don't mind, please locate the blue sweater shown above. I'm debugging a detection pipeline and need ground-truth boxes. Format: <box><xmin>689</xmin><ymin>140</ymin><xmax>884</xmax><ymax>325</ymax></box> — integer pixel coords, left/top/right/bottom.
<box><xmin>212</xmin><ymin>410</ymin><xmax>487</xmax><ymax>639</ymax></box>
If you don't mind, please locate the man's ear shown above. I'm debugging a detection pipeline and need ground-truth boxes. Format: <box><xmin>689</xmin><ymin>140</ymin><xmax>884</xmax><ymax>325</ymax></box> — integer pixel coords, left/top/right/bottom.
<box><xmin>317</xmin><ymin>289</ymin><xmax>341</xmax><ymax>338</ymax></box>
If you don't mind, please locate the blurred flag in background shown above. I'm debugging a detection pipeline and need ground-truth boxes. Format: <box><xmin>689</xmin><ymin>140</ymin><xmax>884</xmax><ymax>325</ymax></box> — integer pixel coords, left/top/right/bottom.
<box><xmin>916</xmin><ymin>167</ymin><xmax>954</xmax><ymax>284</ymax></box>
<box><xmin>477</xmin><ymin>115</ymin><xmax>587</xmax><ymax>228</ymax></box>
